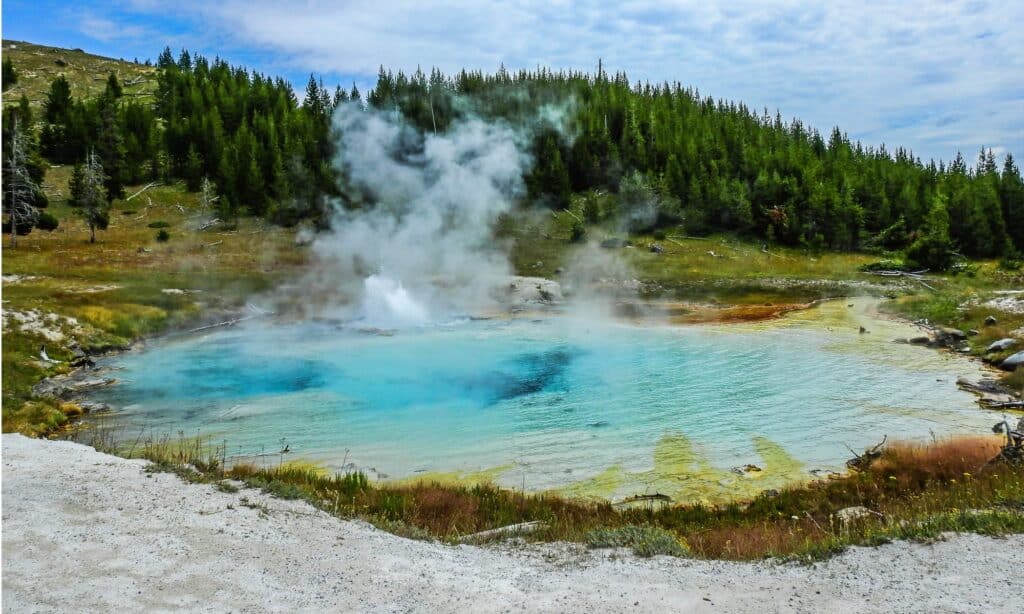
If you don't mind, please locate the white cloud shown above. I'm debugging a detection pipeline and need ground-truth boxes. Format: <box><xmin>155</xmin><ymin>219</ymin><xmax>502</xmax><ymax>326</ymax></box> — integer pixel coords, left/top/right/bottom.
<box><xmin>122</xmin><ymin>0</ymin><xmax>1024</xmax><ymax>161</ymax></box>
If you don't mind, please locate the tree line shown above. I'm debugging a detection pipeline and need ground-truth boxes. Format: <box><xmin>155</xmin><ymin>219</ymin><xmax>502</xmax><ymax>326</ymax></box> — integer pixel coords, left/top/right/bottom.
<box><xmin>5</xmin><ymin>48</ymin><xmax>1023</xmax><ymax>267</ymax></box>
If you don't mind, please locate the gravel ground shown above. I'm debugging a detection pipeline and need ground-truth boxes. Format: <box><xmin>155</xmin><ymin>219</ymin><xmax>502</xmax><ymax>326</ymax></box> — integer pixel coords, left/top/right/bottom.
<box><xmin>2</xmin><ymin>434</ymin><xmax>1022</xmax><ymax>613</ymax></box>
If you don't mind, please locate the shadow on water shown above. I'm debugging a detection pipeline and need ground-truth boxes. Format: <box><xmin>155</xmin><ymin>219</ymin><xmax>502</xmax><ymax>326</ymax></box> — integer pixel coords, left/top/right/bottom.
<box><xmin>465</xmin><ymin>346</ymin><xmax>578</xmax><ymax>404</ymax></box>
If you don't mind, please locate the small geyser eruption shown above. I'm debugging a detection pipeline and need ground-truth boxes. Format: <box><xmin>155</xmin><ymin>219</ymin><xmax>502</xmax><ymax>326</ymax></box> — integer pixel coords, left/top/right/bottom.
<box><xmin>359</xmin><ymin>274</ymin><xmax>430</xmax><ymax>328</ymax></box>
<box><xmin>300</xmin><ymin>101</ymin><xmax>540</xmax><ymax>327</ymax></box>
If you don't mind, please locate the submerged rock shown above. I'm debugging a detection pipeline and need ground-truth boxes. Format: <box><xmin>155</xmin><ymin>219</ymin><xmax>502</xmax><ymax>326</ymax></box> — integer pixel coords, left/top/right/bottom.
<box><xmin>730</xmin><ymin>464</ymin><xmax>763</xmax><ymax>475</ymax></box>
<box><xmin>957</xmin><ymin>377</ymin><xmax>1013</xmax><ymax>397</ymax></box>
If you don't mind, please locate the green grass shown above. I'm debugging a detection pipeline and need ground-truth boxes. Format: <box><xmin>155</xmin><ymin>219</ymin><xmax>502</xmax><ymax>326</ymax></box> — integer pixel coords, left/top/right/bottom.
<box><xmin>585</xmin><ymin>525</ymin><xmax>690</xmax><ymax>557</ymax></box>
<box><xmin>2</xmin><ymin>40</ymin><xmax>156</xmax><ymax>111</ymax></box>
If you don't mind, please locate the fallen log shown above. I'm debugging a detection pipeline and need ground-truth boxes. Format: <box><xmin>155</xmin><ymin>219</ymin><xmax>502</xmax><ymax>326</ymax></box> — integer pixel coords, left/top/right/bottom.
<box><xmin>125</xmin><ymin>182</ymin><xmax>161</xmax><ymax>201</ymax></box>
<box><xmin>186</xmin><ymin>315</ymin><xmax>260</xmax><ymax>334</ymax></box>
<box><xmin>456</xmin><ymin>520</ymin><xmax>547</xmax><ymax>543</ymax></box>
<box><xmin>613</xmin><ymin>493</ymin><xmax>673</xmax><ymax>507</ymax></box>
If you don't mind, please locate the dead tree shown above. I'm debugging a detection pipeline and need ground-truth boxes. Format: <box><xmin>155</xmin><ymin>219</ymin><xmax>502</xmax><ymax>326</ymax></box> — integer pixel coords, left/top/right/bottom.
<box><xmin>990</xmin><ymin>418</ymin><xmax>1024</xmax><ymax>465</ymax></box>
<box><xmin>3</xmin><ymin>116</ymin><xmax>40</xmax><ymax>248</ymax></box>
<box><xmin>845</xmin><ymin>435</ymin><xmax>887</xmax><ymax>471</ymax></box>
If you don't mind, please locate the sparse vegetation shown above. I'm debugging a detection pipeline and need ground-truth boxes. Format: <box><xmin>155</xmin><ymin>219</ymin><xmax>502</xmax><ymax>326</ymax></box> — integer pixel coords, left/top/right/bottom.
<box><xmin>85</xmin><ymin>429</ymin><xmax>1024</xmax><ymax>560</ymax></box>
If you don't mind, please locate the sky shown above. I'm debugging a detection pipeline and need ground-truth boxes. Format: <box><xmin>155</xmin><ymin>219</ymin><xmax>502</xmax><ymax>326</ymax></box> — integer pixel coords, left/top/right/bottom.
<box><xmin>3</xmin><ymin>0</ymin><xmax>1022</xmax><ymax>164</ymax></box>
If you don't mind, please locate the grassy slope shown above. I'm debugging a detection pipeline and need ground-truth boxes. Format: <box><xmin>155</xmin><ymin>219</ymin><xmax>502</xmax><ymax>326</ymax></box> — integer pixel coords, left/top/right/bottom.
<box><xmin>2</xmin><ymin>40</ymin><xmax>156</xmax><ymax>109</ymax></box>
<box><xmin>2</xmin><ymin>167</ymin><xmax>303</xmax><ymax>433</ymax></box>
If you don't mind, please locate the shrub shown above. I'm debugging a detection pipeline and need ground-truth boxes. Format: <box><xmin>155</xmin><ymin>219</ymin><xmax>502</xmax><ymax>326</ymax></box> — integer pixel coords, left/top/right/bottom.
<box><xmin>36</xmin><ymin>211</ymin><xmax>59</xmax><ymax>231</ymax></box>
<box><xmin>156</xmin><ymin>229</ymin><xmax>170</xmax><ymax>242</ymax></box>
<box><xmin>585</xmin><ymin>525</ymin><xmax>689</xmax><ymax>557</ymax></box>
<box><xmin>569</xmin><ymin>220</ymin><xmax>587</xmax><ymax>243</ymax></box>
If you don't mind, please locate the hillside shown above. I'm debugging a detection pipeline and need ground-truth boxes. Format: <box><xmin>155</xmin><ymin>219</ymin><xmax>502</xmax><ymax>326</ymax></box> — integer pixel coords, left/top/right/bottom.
<box><xmin>2</xmin><ymin>40</ymin><xmax>1023</xmax><ymax>436</ymax></box>
<box><xmin>2</xmin><ymin>40</ymin><xmax>156</xmax><ymax>109</ymax></box>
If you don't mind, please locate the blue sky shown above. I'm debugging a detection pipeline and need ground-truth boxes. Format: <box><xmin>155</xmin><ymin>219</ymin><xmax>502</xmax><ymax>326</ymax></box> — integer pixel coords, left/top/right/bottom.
<box><xmin>4</xmin><ymin>0</ymin><xmax>1022</xmax><ymax>164</ymax></box>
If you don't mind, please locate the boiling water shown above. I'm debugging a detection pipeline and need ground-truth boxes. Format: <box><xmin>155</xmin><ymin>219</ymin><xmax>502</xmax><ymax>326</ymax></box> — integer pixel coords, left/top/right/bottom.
<box><xmin>83</xmin><ymin>299</ymin><xmax>998</xmax><ymax>501</ymax></box>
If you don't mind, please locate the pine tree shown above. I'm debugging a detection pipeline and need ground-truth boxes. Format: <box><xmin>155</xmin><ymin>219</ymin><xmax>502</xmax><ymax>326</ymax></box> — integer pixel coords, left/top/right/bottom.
<box><xmin>184</xmin><ymin>145</ymin><xmax>204</xmax><ymax>191</ymax></box>
<box><xmin>70</xmin><ymin>151</ymin><xmax>110</xmax><ymax>243</ymax></box>
<box><xmin>105</xmin><ymin>73</ymin><xmax>123</xmax><ymax>99</ymax></box>
<box><xmin>43</xmin><ymin>76</ymin><xmax>73</xmax><ymax>123</ymax></box>
<box><xmin>906</xmin><ymin>191</ymin><xmax>954</xmax><ymax>270</ymax></box>
<box><xmin>96</xmin><ymin>99</ymin><xmax>127</xmax><ymax>200</ymax></box>
<box><xmin>2</xmin><ymin>58</ymin><xmax>17</xmax><ymax>91</ymax></box>
<box><xmin>999</xmin><ymin>154</ymin><xmax>1024</xmax><ymax>252</ymax></box>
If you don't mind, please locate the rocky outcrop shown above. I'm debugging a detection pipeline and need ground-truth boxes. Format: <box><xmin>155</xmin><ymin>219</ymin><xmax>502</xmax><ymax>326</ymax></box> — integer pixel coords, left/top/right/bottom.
<box><xmin>502</xmin><ymin>276</ymin><xmax>563</xmax><ymax>309</ymax></box>
<box><xmin>32</xmin><ymin>374</ymin><xmax>116</xmax><ymax>400</ymax></box>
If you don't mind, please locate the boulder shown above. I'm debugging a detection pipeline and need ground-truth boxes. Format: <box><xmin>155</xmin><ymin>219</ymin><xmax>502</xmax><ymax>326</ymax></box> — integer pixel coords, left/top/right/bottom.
<box><xmin>986</xmin><ymin>338</ymin><xmax>1018</xmax><ymax>353</ymax></box>
<box><xmin>1001</xmin><ymin>351</ymin><xmax>1024</xmax><ymax>371</ymax></box>
<box><xmin>936</xmin><ymin>326</ymin><xmax>967</xmax><ymax>341</ymax></box>
<box><xmin>649</xmin><ymin>243</ymin><xmax>664</xmax><ymax>254</ymax></box>
<box><xmin>927</xmin><ymin>327</ymin><xmax>968</xmax><ymax>349</ymax></box>
<box><xmin>984</xmin><ymin>315</ymin><xmax>998</xmax><ymax>326</ymax></box>
<box><xmin>501</xmin><ymin>276</ymin><xmax>564</xmax><ymax>308</ymax></box>
<box><xmin>836</xmin><ymin>506</ymin><xmax>878</xmax><ymax>524</ymax></box>
<box><xmin>908</xmin><ymin>336</ymin><xmax>932</xmax><ymax>346</ymax></box>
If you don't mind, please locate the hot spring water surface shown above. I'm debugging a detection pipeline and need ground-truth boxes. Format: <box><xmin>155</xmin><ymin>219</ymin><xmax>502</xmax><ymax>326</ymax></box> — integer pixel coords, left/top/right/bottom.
<box><xmin>84</xmin><ymin>299</ymin><xmax>998</xmax><ymax>502</ymax></box>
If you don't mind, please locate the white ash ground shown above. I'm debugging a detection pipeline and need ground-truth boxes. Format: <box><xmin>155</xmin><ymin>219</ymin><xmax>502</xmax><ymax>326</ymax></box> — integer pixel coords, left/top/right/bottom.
<box><xmin>3</xmin><ymin>434</ymin><xmax>1022</xmax><ymax>613</ymax></box>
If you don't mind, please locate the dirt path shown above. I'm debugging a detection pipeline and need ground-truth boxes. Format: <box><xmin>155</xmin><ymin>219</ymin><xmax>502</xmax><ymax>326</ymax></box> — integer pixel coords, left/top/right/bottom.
<box><xmin>2</xmin><ymin>434</ymin><xmax>1021</xmax><ymax>613</ymax></box>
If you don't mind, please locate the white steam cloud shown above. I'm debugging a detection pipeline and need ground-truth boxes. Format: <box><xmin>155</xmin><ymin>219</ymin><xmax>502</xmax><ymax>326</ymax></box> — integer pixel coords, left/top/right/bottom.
<box><xmin>299</xmin><ymin>102</ymin><xmax>547</xmax><ymax>328</ymax></box>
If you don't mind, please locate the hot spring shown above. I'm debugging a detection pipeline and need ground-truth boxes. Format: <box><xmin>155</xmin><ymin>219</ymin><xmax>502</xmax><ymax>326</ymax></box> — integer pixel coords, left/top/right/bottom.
<box><xmin>81</xmin><ymin>298</ymin><xmax>998</xmax><ymax>502</ymax></box>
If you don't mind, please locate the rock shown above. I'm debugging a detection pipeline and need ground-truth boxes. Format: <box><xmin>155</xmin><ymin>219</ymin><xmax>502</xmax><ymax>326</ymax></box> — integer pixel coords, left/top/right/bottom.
<box><xmin>984</xmin><ymin>315</ymin><xmax>998</xmax><ymax>326</ymax></box>
<box><xmin>500</xmin><ymin>276</ymin><xmax>563</xmax><ymax>308</ymax></box>
<box><xmin>937</xmin><ymin>326</ymin><xmax>967</xmax><ymax>341</ymax></box>
<box><xmin>54</xmin><ymin>57</ymin><xmax>67</xmax><ymax>67</ymax></box>
<box><xmin>892</xmin><ymin>338</ymin><xmax>909</xmax><ymax>344</ymax></box>
<box><xmin>32</xmin><ymin>375</ymin><xmax>117</xmax><ymax>400</ymax></box>
<box><xmin>957</xmin><ymin>377</ymin><xmax>1013</xmax><ymax>397</ymax></box>
<box><xmin>731</xmin><ymin>464</ymin><xmax>762</xmax><ymax>475</ymax></box>
<box><xmin>77</xmin><ymin>401</ymin><xmax>110</xmax><ymax>413</ymax></box>
<box><xmin>1001</xmin><ymin>351</ymin><xmax>1024</xmax><ymax>371</ymax></box>
<box><xmin>925</xmin><ymin>327</ymin><xmax>968</xmax><ymax>349</ymax></box>
<box><xmin>908</xmin><ymin>336</ymin><xmax>932</xmax><ymax>346</ymax></box>
<box><xmin>836</xmin><ymin>506</ymin><xmax>877</xmax><ymax>524</ymax></box>
<box><xmin>69</xmin><ymin>356</ymin><xmax>96</xmax><ymax>369</ymax></box>
<box><xmin>600</xmin><ymin>238</ymin><xmax>629</xmax><ymax>249</ymax></box>
<box><xmin>986</xmin><ymin>338</ymin><xmax>1018</xmax><ymax>353</ymax></box>
<box><xmin>859</xmin><ymin>326</ymin><xmax>868</xmax><ymax>334</ymax></box>
<box><xmin>967</xmin><ymin>329</ymin><xmax>980</xmax><ymax>337</ymax></box>
<box><xmin>649</xmin><ymin>244</ymin><xmax>664</xmax><ymax>254</ymax></box>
